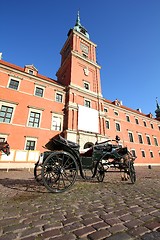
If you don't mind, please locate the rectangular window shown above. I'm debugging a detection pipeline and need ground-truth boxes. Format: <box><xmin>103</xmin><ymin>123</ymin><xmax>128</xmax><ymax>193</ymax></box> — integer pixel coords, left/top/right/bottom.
<box><xmin>116</xmin><ymin>122</ymin><xmax>120</xmax><ymax>131</ymax></box>
<box><xmin>126</xmin><ymin>115</ymin><xmax>130</xmax><ymax>122</ymax></box>
<box><xmin>56</xmin><ymin>93</ymin><xmax>63</xmax><ymax>103</ymax></box>
<box><xmin>106</xmin><ymin>120</ymin><xmax>110</xmax><ymax>129</ymax></box>
<box><xmin>84</xmin><ymin>82</ymin><xmax>89</xmax><ymax>90</ymax></box>
<box><xmin>84</xmin><ymin>100</ymin><xmax>91</xmax><ymax>108</ymax></box>
<box><xmin>29</xmin><ymin>70</ymin><xmax>33</xmax><ymax>75</ymax></box>
<box><xmin>28</xmin><ymin>111</ymin><xmax>40</xmax><ymax>127</ymax></box>
<box><xmin>141</xmin><ymin>150</ymin><xmax>145</xmax><ymax>157</ymax></box>
<box><xmin>146</xmin><ymin>136</ymin><xmax>151</xmax><ymax>145</ymax></box>
<box><xmin>25</xmin><ymin>140</ymin><xmax>35</xmax><ymax>150</ymax></box>
<box><xmin>138</xmin><ymin>134</ymin><xmax>143</xmax><ymax>144</ymax></box>
<box><xmin>150</xmin><ymin>151</ymin><xmax>154</xmax><ymax>158</ymax></box>
<box><xmin>114</xmin><ymin>111</ymin><xmax>119</xmax><ymax>116</ymax></box>
<box><xmin>0</xmin><ymin>138</ymin><xmax>5</xmax><ymax>142</ymax></box>
<box><xmin>35</xmin><ymin>87</ymin><xmax>44</xmax><ymax>97</ymax></box>
<box><xmin>52</xmin><ymin>116</ymin><xmax>61</xmax><ymax>131</ymax></box>
<box><xmin>104</xmin><ymin>108</ymin><xmax>108</xmax><ymax>113</ymax></box>
<box><xmin>128</xmin><ymin>132</ymin><xmax>134</xmax><ymax>142</ymax></box>
<box><xmin>131</xmin><ymin>149</ymin><xmax>136</xmax><ymax>158</ymax></box>
<box><xmin>9</xmin><ymin>79</ymin><xmax>19</xmax><ymax>90</ymax></box>
<box><xmin>143</xmin><ymin>121</ymin><xmax>147</xmax><ymax>127</ymax></box>
<box><xmin>150</xmin><ymin>123</ymin><xmax>154</xmax><ymax>129</ymax></box>
<box><xmin>154</xmin><ymin>137</ymin><xmax>158</xmax><ymax>146</ymax></box>
<box><xmin>0</xmin><ymin>105</ymin><xmax>13</xmax><ymax>123</ymax></box>
<box><xmin>135</xmin><ymin>118</ymin><xmax>139</xmax><ymax>124</ymax></box>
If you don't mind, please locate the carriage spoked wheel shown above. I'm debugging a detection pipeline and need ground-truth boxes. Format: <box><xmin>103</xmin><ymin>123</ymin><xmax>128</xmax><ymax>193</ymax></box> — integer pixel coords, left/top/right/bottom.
<box><xmin>128</xmin><ymin>161</ymin><xmax>136</xmax><ymax>184</ymax></box>
<box><xmin>41</xmin><ymin>151</ymin><xmax>78</xmax><ymax>193</ymax></box>
<box><xmin>95</xmin><ymin>161</ymin><xmax>105</xmax><ymax>182</ymax></box>
<box><xmin>34</xmin><ymin>162</ymin><xmax>43</xmax><ymax>184</ymax></box>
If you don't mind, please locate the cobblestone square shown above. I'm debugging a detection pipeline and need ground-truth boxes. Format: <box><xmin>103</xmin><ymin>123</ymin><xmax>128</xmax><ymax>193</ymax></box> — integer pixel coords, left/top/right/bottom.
<box><xmin>0</xmin><ymin>166</ymin><xmax>159</xmax><ymax>239</ymax></box>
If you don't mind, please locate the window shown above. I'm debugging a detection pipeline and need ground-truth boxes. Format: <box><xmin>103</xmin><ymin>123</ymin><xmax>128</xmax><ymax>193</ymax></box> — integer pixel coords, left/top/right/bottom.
<box><xmin>25</xmin><ymin>140</ymin><xmax>36</xmax><ymax>150</ymax></box>
<box><xmin>146</xmin><ymin>136</ymin><xmax>151</xmax><ymax>145</ymax></box>
<box><xmin>143</xmin><ymin>121</ymin><xmax>147</xmax><ymax>127</ymax></box>
<box><xmin>126</xmin><ymin>115</ymin><xmax>130</xmax><ymax>122</ymax></box>
<box><xmin>114</xmin><ymin>111</ymin><xmax>118</xmax><ymax>116</ymax></box>
<box><xmin>84</xmin><ymin>82</ymin><xmax>89</xmax><ymax>90</ymax></box>
<box><xmin>153</xmin><ymin>137</ymin><xmax>158</xmax><ymax>146</ymax></box>
<box><xmin>0</xmin><ymin>105</ymin><xmax>13</xmax><ymax>123</ymax></box>
<box><xmin>56</xmin><ymin>93</ymin><xmax>63</xmax><ymax>103</ymax></box>
<box><xmin>150</xmin><ymin>151</ymin><xmax>154</xmax><ymax>158</ymax></box>
<box><xmin>52</xmin><ymin>116</ymin><xmax>61</xmax><ymax>131</ymax></box>
<box><xmin>106</xmin><ymin>120</ymin><xmax>110</xmax><ymax>129</ymax></box>
<box><xmin>158</xmin><ymin>126</ymin><xmax>160</xmax><ymax>131</ymax></box>
<box><xmin>135</xmin><ymin>118</ymin><xmax>139</xmax><ymax>124</ymax></box>
<box><xmin>131</xmin><ymin>149</ymin><xmax>136</xmax><ymax>158</ymax></box>
<box><xmin>29</xmin><ymin>70</ymin><xmax>33</xmax><ymax>75</ymax></box>
<box><xmin>138</xmin><ymin>134</ymin><xmax>143</xmax><ymax>144</ymax></box>
<box><xmin>28</xmin><ymin>111</ymin><xmax>40</xmax><ymax>128</ymax></box>
<box><xmin>8</xmin><ymin>79</ymin><xmax>19</xmax><ymax>90</ymax></box>
<box><xmin>35</xmin><ymin>87</ymin><xmax>44</xmax><ymax>97</ymax></box>
<box><xmin>141</xmin><ymin>150</ymin><xmax>145</xmax><ymax>158</ymax></box>
<box><xmin>150</xmin><ymin>123</ymin><xmax>154</xmax><ymax>129</ymax></box>
<box><xmin>0</xmin><ymin>138</ymin><xmax>5</xmax><ymax>142</ymax></box>
<box><xmin>104</xmin><ymin>108</ymin><xmax>108</xmax><ymax>113</ymax></box>
<box><xmin>116</xmin><ymin>122</ymin><xmax>120</xmax><ymax>131</ymax></box>
<box><xmin>84</xmin><ymin>100</ymin><xmax>91</xmax><ymax>108</ymax></box>
<box><xmin>128</xmin><ymin>132</ymin><xmax>134</xmax><ymax>142</ymax></box>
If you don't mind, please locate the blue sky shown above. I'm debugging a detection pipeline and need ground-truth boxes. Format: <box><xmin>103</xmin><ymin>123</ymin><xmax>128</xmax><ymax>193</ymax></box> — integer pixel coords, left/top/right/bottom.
<box><xmin>1</xmin><ymin>0</ymin><xmax>160</xmax><ymax>117</ymax></box>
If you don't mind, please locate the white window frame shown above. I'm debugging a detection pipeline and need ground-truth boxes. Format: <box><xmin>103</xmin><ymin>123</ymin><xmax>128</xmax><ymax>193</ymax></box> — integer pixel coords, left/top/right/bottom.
<box><xmin>135</xmin><ymin>118</ymin><xmax>139</xmax><ymax>124</ymax></box>
<box><xmin>55</xmin><ymin>92</ymin><xmax>63</xmax><ymax>103</ymax></box>
<box><xmin>105</xmin><ymin>119</ymin><xmax>110</xmax><ymax>129</ymax></box>
<box><xmin>138</xmin><ymin>133</ymin><xmax>143</xmax><ymax>144</ymax></box>
<box><xmin>84</xmin><ymin>99</ymin><xmax>91</xmax><ymax>108</ymax></box>
<box><xmin>128</xmin><ymin>131</ymin><xmax>134</xmax><ymax>142</ymax></box>
<box><xmin>51</xmin><ymin>113</ymin><xmax>63</xmax><ymax>131</ymax></box>
<box><xmin>8</xmin><ymin>77</ymin><xmax>21</xmax><ymax>91</ymax></box>
<box><xmin>131</xmin><ymin>149</ymin><xmax>136</xmax><ymax>158</ymax></box>
<box><xmin>25</xmin><ymin>137</ymin><xmax>37</xmax><ymax>150</ymax></box>
<box><xmin>126</xmin><ymin>115</ymin><xmax>130</xmax><ymax>122</ymax></box>
<box><xmin>146</xmin><ymin>135</ymin><xmax>151</xmax><ymax>145</ymax></box>
<box><xmin>153</xmin><ymin>137</ymin><xmax>158</xmax><ymax>146</ymax></box>
<box><xmin>115</xmin><ymin>121</ymin><xmax>121</xmax><ymax>131</ymax></box>
<box><xmin>27</xmin><ymin>108</ymin><xmax>42</xmax><ymax>128</ymax></box>
<box><xmin>150</xmin><ymin>151</ymin><xmax>154</xmax><ymax>158</ymax></box>
<box><xmin>0</xmin><ymin>101</ymin><xmax>16</xmax><ymax>124</ymax></box>
<box><xmin>114</xmin><ymin>111</ymin><xmax>119</xmax><ymax>116</ymax></box>
<box><xmin>34</xmin><ymin>85</ymin><xmax>45</xmax><ymax>98</ymax></box>
<box><xmin>0</xmin><ymin>134</ymin><xmax>8</xmax><ymax>142</ymax></box>
<box><xmin>104</xmin><ymin>107</ymin><xmax>108</xmax><ymax>113</ymax></box>
<box><xmin>83</xmin><ymin>81</ymin><xmax>90</xmax><ymax>90</ymax></box>
<box><xmin>141</xmin><ymin>150</ymin><xmax>146</xmax><ymax>158</ymax></box>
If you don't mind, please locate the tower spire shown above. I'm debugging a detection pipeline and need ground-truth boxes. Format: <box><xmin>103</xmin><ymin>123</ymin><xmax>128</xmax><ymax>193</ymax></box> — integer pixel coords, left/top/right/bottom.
<box><xmin>73</xmin><ymin>11</ymin><xmax>89</xmax><ymax>39</ymax></box>
<box><xmin>155</xmin><ymin>97</ymin><xmax>160</xmax><ymax>119</ymax></box>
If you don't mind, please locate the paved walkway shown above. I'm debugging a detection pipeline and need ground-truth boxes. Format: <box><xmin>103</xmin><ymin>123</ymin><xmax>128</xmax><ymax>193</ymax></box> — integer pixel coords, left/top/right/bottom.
<box><xmin>0</xmin><ymin>166</ymin><xmax>159</xmax><ymax>240</ymax></box>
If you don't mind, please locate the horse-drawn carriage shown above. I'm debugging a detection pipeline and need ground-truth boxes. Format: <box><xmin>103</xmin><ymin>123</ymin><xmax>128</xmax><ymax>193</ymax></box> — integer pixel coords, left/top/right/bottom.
<box><xmin>34</xmin><ymin>135</ymin><xmax>136</xmax><ymax>193</ymax></box>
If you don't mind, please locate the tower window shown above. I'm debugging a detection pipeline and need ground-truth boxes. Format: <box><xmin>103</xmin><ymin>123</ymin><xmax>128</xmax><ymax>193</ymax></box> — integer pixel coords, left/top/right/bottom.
<box><xmin>115</xmin><ymin>122</ymin><xmax>120</xmax><ymax>131</ymax></box>
<box><xmin>135</xmin><ymin>118</ymin><xmax>139</xmax><ymax>124</ymax></box>
<box><xmin>106</xmin><ymin>120</ymin><xmax>110</xmax><ymax>129</ymax></box>
<box><xmin>143</xmin><ymin>121</ymin><xmax>147</xmax><ymax>127</ymax></box>
<box><xmin>84</xmin><ymin>100</ymin><xmax>91</xmax><ymax>108</ymax></box>
<box><xmin>154</xmin><ymin>137</ymin><xmax>158</xmax><ymax>146</ymax></box>
<box><xmin>138</xmin><ymin>134</ymin><xmax>143</xmax><ymax>144</ymax></box>
<box><xmin>146</xmin><ymin>136</ymin><xmax>151</xmax><ymax>145</ymax></box>
<box><xmin>35</xmin><ymin>87</ymin><xmax>44</xmax><ymax>97</ymax></box>
<box><xmin>84</xmin><ymin>82</ymin><xmax>89</xmax><ymax>90</ymax></box>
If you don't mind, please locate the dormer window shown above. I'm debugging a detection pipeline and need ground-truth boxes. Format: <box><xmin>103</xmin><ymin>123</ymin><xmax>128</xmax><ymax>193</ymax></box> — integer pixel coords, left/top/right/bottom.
<box><xmin>29</xmin><ymin>70</ymin><xmax>33</xmax><ymax>75</ymax></box>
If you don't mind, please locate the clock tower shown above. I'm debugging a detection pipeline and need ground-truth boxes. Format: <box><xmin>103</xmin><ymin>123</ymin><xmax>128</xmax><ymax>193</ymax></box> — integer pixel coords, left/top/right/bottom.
<box><xmin>56</xmin><ymin>12</ymin><xmax>104</xmax><ymax>146</ymax></box>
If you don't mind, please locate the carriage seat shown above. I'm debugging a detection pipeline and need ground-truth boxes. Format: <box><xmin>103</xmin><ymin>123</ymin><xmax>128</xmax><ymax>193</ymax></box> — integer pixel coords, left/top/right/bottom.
<box><xmin>58</xmin><ymin>135</ymin><xmax>80</xmax><ymax>149</ymax></box>
<box><xmin>80</xmin><ymin>147</ymin><xmax>93</xmax><ymax>157</ymax></box>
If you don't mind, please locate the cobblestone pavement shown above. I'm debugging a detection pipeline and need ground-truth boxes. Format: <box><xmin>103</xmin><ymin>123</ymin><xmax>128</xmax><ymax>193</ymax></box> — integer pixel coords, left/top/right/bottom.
<box><xmin>0</xmin><ymin>166</ymin><xmax>159</xmax><ymax>240</ymax></box>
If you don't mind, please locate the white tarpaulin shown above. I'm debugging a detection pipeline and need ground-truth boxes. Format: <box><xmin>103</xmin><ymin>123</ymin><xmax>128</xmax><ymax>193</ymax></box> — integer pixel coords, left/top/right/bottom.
<box><xmin>78</xmin><ymin>105</ymin><xmax>99</xmax><ymax>133</ymax></box>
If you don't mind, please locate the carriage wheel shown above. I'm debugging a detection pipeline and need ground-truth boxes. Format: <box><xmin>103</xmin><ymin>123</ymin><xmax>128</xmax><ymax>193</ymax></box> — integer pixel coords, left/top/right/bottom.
<box><xmin>96</xmin><ymin>161</ymin><xmax>105</xmax><ymax>182</ymax></box>
<box><xmin>34</xmin><ymin>162</ymin><xmax>43</xmax><ymax>184</ymax></box>
<box><xmin>128</xmin><ymin>161</ymin><xmax>136</xmax><ymax>184</ymax></box>
<box><xmin>41</xmin><ymin>151</ymin><xmax>78</xmax><ymax>193</ymax></box>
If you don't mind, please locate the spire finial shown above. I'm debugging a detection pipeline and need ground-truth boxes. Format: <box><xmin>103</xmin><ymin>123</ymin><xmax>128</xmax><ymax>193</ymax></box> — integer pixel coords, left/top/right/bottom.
<box><xmin>156</xmin><ymin>97</ymin><xmax>160</xmax><ymax>109</ymax></box>
<box><xmin>75</xmin><ymin>10</ymin><xmax>81</xmax><ymax>27</ymax></box>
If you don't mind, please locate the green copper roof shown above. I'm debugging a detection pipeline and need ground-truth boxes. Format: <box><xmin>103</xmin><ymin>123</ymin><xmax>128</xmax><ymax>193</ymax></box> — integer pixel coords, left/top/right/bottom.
<box><xmin>74</xmin><ymin>11</ymin><xmax>90</xmax><ymax>39</ymax></box>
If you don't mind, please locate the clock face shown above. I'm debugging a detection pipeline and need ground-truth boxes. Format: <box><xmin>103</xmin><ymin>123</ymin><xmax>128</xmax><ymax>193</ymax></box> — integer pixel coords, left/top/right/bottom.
<box><xmin>80</xmin><ymin>43</ymin><xmax>89</xmax><ymax>54</ymax></box>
